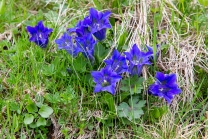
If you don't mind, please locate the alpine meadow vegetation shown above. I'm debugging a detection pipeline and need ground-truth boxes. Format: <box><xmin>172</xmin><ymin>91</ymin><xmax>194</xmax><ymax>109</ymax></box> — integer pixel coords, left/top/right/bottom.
<box><xmin>0</xmin><ymin>0</ymin><xmax>207</xmax><ymax>138</ymax></box>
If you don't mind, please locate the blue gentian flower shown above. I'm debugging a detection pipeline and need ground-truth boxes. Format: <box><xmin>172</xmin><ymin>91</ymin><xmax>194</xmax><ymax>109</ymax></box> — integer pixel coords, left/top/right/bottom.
<box><xmin>104</xmin><ymin>49</ymin><xmax>128</xmax><ymax>74</ymax></box>
<box><xmin>124</xmin><ymin>44</ymin><xmax>152</xmax><ymax>76</ymax></box>
<box><xmin>144</xmin><ymin>44</ymin><xmax>160</xmax><ymax>61</ymax></box>
<box><xmin>148</xmin><ymin>72</ymin><xmax>182</xmax><ymax>104</ymax></box>
<box><xmin>76</xmin><ymin>34</ymin><xmax>97</xmax><ymax>61</ymax></box>
<box><xmin>67</xmin><ymin>20</ymin><xmax>91</xmax><ymax>37</ymax></box>
<box><xmin>67</xmin><ymin>27</ymin><xmax>78</xmax><ymax>38</ymax></box>
<box><xmin>86</xmin><ymin>8</ymin><xmax>111</xmax><ymax>41</ymax></box>
<box><xmin>91</xmin><ymin>67</ymin><xmax>122</xmax><ymax>95</ymax></box>
<box><xmin>55</xmin><ymin>32</ymin><xmax>81</xmax><ymax>57</ymax></box>
<box><xmin>27</xmin><ymin>21</ymin><xmax>53</xmax><ymax>48</ymax></box>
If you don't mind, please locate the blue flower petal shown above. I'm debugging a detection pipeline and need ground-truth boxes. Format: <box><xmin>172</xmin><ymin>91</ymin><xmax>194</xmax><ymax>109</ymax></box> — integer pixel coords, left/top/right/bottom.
<box><xmin>94</xmin><ymin>84</ymin><xmax>102</xmax><ymax>93</ymax></box>
<box><xmin>89</xmin><ymin>8</ymin><xmax>99</xmax><ymax>20</ymax></box>
<box><xmin>93</xmin><ymin>28</ymin><xmax>106</xmax><ymax>41</ymax></box>
<box><xmin>27</xmin><ymin>26</ymin><xmax>37</xmax><ymax>34</ymax></box>
<box><xmin>156</xmin><ymin>72</ymin><xmax>166</xmax><ymax>82</ymax></box>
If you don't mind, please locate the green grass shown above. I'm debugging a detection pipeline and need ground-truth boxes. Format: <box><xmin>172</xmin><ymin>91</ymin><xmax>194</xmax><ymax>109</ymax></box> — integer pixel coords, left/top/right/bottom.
<box><xmin>0</xmin><ymin>0</ymin><xmax>208</xmax><ymax>138</ymax></box>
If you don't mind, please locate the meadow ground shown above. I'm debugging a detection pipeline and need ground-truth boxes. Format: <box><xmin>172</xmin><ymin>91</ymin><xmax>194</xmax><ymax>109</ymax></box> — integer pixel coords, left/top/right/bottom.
<box><xmin>0</xmin><ymin>0</ymin><xmax>208</xmax><ymax>138</ymax></box>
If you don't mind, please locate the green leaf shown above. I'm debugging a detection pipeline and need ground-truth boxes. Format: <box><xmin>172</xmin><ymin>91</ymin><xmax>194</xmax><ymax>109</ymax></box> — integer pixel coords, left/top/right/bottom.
<box><xmin>94</xmin><ymin>44</ymin><xmax>109</xmax><ymax>63</ymax></box>
<box><xmin>103</xmin><ymin>93</ymin><xmax>116</xmax><ymax>113</ymax></box>
<box><xmin>60</xmin><ymin>86</ymin><xmax>76</xmax><ymax>104</ymax></box>
<box><xmin>9</xmin><ymin>102</ymin><xmax>19</xmax><ymax>112</ymax></box>
<box><xmin>136</xmin><ymin>100</ymin><xmax>146</xmax><ymax>108</ymax></box>
<box><xmin>29</xmin><ymin>123</ymin><xmax>37</xmax><ymax>128</ymax></box>
<box><xmin>24</xmin><ymin>114</ymin><xmax>34</xmax><ymax>125</ymax></box>
<box><xmin>117</xmin><ymin>102</ymin><xmax>129</xmax><ymax>117</ymax></box>
<box><xmin>118</xmin><ymin>31</ymin><xmax>128</xmax><ymax>51</ymax></box>
<box><xmin>160</xmin><ymin>106</ymin><xmax>168</xmax><ymax>116</ymax></box>
<box><xmin>26</xmin><ymin>102</ymin><xmax>38</xmax><ymax>113</ymax></box>
<box><xmin>36</xmin><ymin>117</ymin><xmax>47</xmax><ymax>127</ymax></box>
<box><xmin>152</xmin><ymin>108</ymin><xmax>160</xmax><ymax>119</ymax></box>
<box><xmin>150</xmin><ymin>106</ymin><xmax>168</xmax><ymax>119</ymax></box>
<box><xmin>44</xmin><ymin>93</ymin><xmax>61</xmax><ymax>104</ymax></box>
<box><xmin>83</xmin><ymin>74</ymin><xmax>94</xmax><ymax>87</ymax></box>
<box><xmin>117</xmin><ymin>97</ymin><xmax>145</xmax><ymax>121</ymax></box>
<box><xmin>118</xmin><ymin>92</ymin><xmax>130</xmax><ymax>102</ymax></box>
<box><xmin>38</xmin><ymin>105</ymin><xmax>53</xmax><ymax>118</ymax></box>
<box><xmin>178</xmin><ymin>0</ymin><xmax>185</xmax><ymax>3</ymax></box>
<box><xmin>72</xmin><ymin>55</ymin><xmax>87</xmax><ymax>72</ymax></box>
<box><xmin>35</xmin><ymin>94</ymin><xmax>44</xmax><ymax>107</ymax></box>
<box><xmin>42</xmin><ymin>64</ymin><xmax>56</xmax><ymax>76</ymax></box>
<box><xmin>109</xmin><ymin>17</ymin><xmax>115</xmax><ymax>26</ymax></box>
<box><xmin>198</xmin><ymin>0</ymin><xmax>208</xmax><ymax>6</ymax></box>
<box><xmin>132</xmin><ymin>109</ymin><xmax>144</xmax><ymax>119</ymax></box>
<box><xmin>120</xmin><ymin>76</ymin><xmax>144</xmax><ymax>94</ymax></box>
<box><xmin>12</xmin><ymin>114</ymin><xmax>19</xmax><ymax>132</ymax></box>
<box><xmin>93</xmin><ymin>0</ymin><xmax>102</xmax><ymax>10</ymax></box>
<box><xmin>0</xmin><ymin>0</ymin><xmax>6</xmax><ymax>15</ymax></box>
<box><xmin>20</xmin><ymin>134</ymin><xmax>27</xmax><ymax>139</ymax></box>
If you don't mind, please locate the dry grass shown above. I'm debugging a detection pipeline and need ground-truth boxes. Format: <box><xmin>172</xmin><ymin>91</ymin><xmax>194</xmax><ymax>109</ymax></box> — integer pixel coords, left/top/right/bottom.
<box><xmin>115</xmin><ymin>0</ymin><xmax>207</xmax><ymax>103</ymax></box>
<box><xmin>109</xmin><ymin>0</ymin><xmax>208</xmax><ymax>138</ymax></box>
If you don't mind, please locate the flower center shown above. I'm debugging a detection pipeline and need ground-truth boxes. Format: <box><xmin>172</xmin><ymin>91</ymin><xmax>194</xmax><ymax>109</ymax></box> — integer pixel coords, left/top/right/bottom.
<box><xmin>39</xmin><ymin>33</ymin><xmax>42</xmax><ymax>39</ymax></box>
<box><xmin>115</xmin><ymin>65</ymin><xmax>120</xmax><ymax>71</ymax></box>
<box><xmin>65</xmin><ymin>41</ymin><xmax>70</xmax><ymax>46</ymax></box>
<box><xmin>139</xmin><ymin>58</ymin><xmax>143</xmax><ymax>63</ymax></box>
<box><xmin>71</xmin><ymin>39</ymin><xmax>76</xmax><ymax>45</ymax></box>
<box><xmin>102</xmin><ymin>79</ymin><xmax>109</xmax><ymax>87</ymax></box>
<box><xmin>94</xmin><ymin>23</ymin><xmax>100</xmax><ymax>30</ymax></box>
<box><xmin>159</xmin><ymin>86</ymin><xmax>170</xmax><ymax>92</ymax></box>
<box><xmin>159</xmin><ymin>88</ymin><xmax>164</xmax><ymax>92</ymax></box>
<box><xmin>86</xmin><ymin>47</ymin><xmax>89</xmax><ymax>51</ymax></box>
<box><xmin>133</xmin><ymin>55</ymin><xmax>140</xmax><ymax>65</ymax></box>
<box><xmin>70</xmin><ymin>32</ymin><xmax>77</xmax><ymax>38</ymax></box>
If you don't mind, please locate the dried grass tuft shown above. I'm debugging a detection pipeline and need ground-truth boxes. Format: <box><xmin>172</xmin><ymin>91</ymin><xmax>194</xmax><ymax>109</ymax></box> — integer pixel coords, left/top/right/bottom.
<box><xmin>120</xmin><ymin>0</ymin><xmax>207</xmax><ymax>104</ymax></box>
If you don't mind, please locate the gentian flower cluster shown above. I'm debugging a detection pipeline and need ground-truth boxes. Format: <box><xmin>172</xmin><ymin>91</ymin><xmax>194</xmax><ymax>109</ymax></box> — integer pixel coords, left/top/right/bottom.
<box><xmin>148</xmin><ymin>72</ymin><xmax>182</xmax><ymax>104</ymax></box>
<box><xmin>55</xmin><ymin>8</ymin><xmax>112</xmax><ymax>61</ymax></box>
<box><xmin>91</xmin><ymin>44</ymin><xmax>154</xmax><ymax>95</ymax></box>
<box><xmin>27</xmin><ymin>21</ymin><xmax>53</xmax><ymax>48</ymax></box>
<box><xmin>26</xmin><ymin>8</ymin><xmax>182</xmax><ymax>104</ymax></box>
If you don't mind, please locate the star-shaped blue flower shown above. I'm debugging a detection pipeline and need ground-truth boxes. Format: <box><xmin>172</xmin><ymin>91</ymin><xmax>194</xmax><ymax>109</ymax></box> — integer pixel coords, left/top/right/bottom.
<box><xmin>86</xmin><ymin>8</ymin><xmax>111</xmax><ymax>41</ymax></box>
<box><xmin>148</xmin><ymin>72</ymin><xmax>182</xmax><ymax>104</ymax></box>
<box><xmin>104</xmin><ymin>49</ymin><xmax>128</xmax><ymax>74</ymax></box>
<box><xmin>55</xmin><ymin>32</ymin><xmax>81</xmax><ymax>57</ymax></box>
<box><xmin>124</xmin><ymin>44</ymin><xmax>152</xmax><ymax>76</ymax></box>
<box><xmin>76</xmin><ymin>34</ymin><xmax>97</xmax><ymax>61</ymax></box>
<box><xmin>91</xmin><ymin>67</ymin><xmax>122</xmax><ymax>95</ymax></box>
<box><xmin>27</xmin><ymin>21</ymin><xmax>53</xmax><ymax>48</ymax></box>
